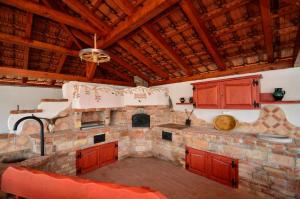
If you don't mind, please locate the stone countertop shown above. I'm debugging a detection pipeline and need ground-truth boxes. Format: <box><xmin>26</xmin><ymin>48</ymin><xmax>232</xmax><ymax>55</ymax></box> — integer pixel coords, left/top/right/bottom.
<box><xmin>154</xmin><ymin>124</ymin><xmax>300</xmax><ymax>155</ymax></box>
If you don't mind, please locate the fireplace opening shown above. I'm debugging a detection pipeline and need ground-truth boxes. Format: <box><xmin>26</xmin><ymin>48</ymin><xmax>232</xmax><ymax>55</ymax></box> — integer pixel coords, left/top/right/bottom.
<box><xmin>81</xmin><ymin>111</ymin><xmax>104</xmax><ymax>130</ymax></box>
<box><xmin>132</xmin><ymin>113</ymin><xmax>150</xmax><ymax>128</ymax></box>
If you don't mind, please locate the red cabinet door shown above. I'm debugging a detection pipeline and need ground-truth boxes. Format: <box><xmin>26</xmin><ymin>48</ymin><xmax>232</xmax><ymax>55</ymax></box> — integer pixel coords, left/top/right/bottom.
<box><xmin>99</xmin><ymin>142</ymin><xmax>118</xmax><ymax>167</ymax></box>
<box><xmin>221</xmin><ymin>77</ymin><xmax>260</xmax><ymax>109</ymax></box>
<box><xmin>186</xmin><ymin>147</ymin><xmax>238</xmax><ymax>188</ymax></box>
<box><xmin>186</xmin><ymin>147</ymin><xmax>207</xmax><ymax>176</ymax></box>
<box><xmin>77</xmin><ymin>142</ymin><xmax>118</xmax><ymax>175</ymax></box>
<box><xmin>77</xmin><ymin>146</ymin><xmax>99</xmax><ymax>174</ymax></box>
<box><xmin>206</xmin><ymin>153</ymin><xmax>238</xmax><ymax>187</ymax></box>
<box><xmin>193</xmin><ymin>82</ymin><xmax>221</xmax><ymax>109</ymax></box>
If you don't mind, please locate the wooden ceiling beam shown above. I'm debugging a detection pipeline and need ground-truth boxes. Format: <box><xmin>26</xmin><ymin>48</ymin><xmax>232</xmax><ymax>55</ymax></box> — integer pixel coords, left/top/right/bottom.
<box><xmin>180</xmin><ymin>0</ymin><xmax>226</xmax><ymax>70</ymax></box>
<box><xmin>0</xmin><ymin>0</ymin><xmax>97</xmax><ymax>33</ymax></box>
<box><xmin>259</xmin><ymin>0</ymin><xmax>274</xmax><ymax>63</ymax></box>
<box><xmin>142</xmin><ymin>26</ymin><xmax>193</xmax><ymax>76</ymax></box>
<box><xmin>97</xmin><ymin>0</ymin><xmax>179</xmax><ymax>48</ymax></box>
<box><xmin>118</xmin><ymin>40</ymin><xmax>169</xmax><ymax>79</ymax></box>
<box><xmin>112</xmin><ymin>0</ymin><xmax>135</xmax><ymax>15</ymax></box>
<box><xmin>150</xmin><ymin>60</ymin><xmax>293</xmax><ymax>86</ymax></box>
<box><xmin>0</xmin><ymin>80</ymin><xmax>62</xmax><ymax>88</ymax></box>
<box><xmin>62</xmin><ymin>0</ymin><xmax>111</xmax><ymax>34</ymax></box>
<box><xmin>109</xmin><ymin>53</ymin><xmax>150</xmax><ymax>82</ymax></box>
<box><xmin>86</xmin><ymin>62</ymin><xmax>97</xmax><ymax>80</ymax></box>
<box><xmin>281</xmin><ymin>0</ymin><xmax>300</xmax><ymax>8</ymax></box>
<box><xmin>101</xmin><ymin>62</ymin><xmax>133</xmax><ymax>82</ymax></box>
<box><xmin>0</xmin><ymin>67</ymin><xmax>134</xmax><ymax>86</ymax></box>
<box><xmin>0</xmin><ymin>32</ymin><xmax>78</xmax><ymax>56</ymax></box>
<box><xmin>41</xmin><ymin>0</ymin><xmax>82</xmax><ymax>49</ymax></box>
<box><xmin>23</xmin><ymin>12</ymin><xmax>33</xmax><ymax>70</ymax></box>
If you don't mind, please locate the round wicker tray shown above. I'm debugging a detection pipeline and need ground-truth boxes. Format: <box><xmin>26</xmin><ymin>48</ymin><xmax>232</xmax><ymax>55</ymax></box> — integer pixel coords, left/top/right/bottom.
<box><xmin>213</xmin><ymin>115</ymin><xmax>237</xmax><ymax>131</ymax></box>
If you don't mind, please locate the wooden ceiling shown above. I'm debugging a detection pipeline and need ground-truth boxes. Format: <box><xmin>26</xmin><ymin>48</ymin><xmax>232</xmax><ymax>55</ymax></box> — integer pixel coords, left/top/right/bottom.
<box><xmin>0</xmin><ymin>0</ymin><xmax>299</xmax><ymax>87</ymax></box>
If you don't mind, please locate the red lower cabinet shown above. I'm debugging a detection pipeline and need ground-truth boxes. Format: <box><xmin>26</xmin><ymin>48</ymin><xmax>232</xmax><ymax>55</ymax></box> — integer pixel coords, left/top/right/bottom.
<box><xmin>186</xmin><ymin>147</ymin><xmax>238</xmax><ymax>188</ymax></box>
<box><xmin>76</xmin><ymin>141</ymin><xmax>118</xmax><ymax>175</ymax></box>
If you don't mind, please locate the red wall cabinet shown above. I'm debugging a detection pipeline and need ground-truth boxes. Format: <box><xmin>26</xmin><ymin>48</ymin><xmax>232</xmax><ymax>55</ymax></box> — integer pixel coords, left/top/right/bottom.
<box><xmin>76</xmin><ymin>141</ymin><xmax>118</xmax><ymax>175</ymax></box>
<box><xmin>192</xmin><ymin>75</ymin><xmax>261</xmax><ymax>109</ymax></box>
<box><xmin>186</xmin><ymin>147</ymin><xmax>238</xmax><ymax>188</ymax></box>
<box><xmin>193</xmin><ymin>82</ymin><xmax>221</xmax><ymax>109</ymax></box>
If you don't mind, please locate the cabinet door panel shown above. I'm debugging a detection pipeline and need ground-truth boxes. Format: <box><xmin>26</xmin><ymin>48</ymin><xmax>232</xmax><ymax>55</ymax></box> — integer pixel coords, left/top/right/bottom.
<box><xmin>186</xmin><ymin>148</ymin><xmax>207</xmax><ymax>176</ymax></box>
<box><xmin>194</xmin><ymin>83</ymin><xmax>220</xmax><ymax>108</ymax></box>
<box><xmin>99</xmin><ymin>142</ymin><xmax>117</xmax><ymax>167</ymax></box>
<box><xmin>222</xmin><ymin>78</ymin><xmax>259</xmax><ymax>109</ymax></box>
<box><xmin>79</xmin><ymin>146</ymin><xmax>99</xmax><ymax>174</ymax></box>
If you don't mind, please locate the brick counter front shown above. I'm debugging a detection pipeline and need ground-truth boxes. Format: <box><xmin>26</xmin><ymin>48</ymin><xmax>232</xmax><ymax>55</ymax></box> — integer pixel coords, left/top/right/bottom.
<box><xmin>152</xmin><ymin>126</ymin><xmax>300</xmax><ymax>199</ymax></box>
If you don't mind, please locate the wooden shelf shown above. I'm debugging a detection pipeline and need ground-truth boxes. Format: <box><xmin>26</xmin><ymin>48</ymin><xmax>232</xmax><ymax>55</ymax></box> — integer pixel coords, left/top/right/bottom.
<box><xmin>176</xmin><ymin>103</ymin><xmax>193</xmax><ymax>105</ymax></box>
<box><xmin>260</xmin><ymin>93</ymin><xmax>300</xmax><ymax>104</ymax></box>
<box><xmin>261</xmin><ymin>101</ymin><xmax>300</xmax><ymax>104</ymax></box>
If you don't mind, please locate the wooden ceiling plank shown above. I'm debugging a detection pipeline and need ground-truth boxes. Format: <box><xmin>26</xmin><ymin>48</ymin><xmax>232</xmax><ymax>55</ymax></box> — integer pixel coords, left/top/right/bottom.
<box><xmin>0</xmin><ymin>32</ymin><xmax>78</xmax><ymax>56</ymax></box>
<box><xmin>109</xmin><ymin>53</ymin><xmax>150</xmax><ymax>82</ymax></box>
<box><xmin>259</xmin><ymin>0</ymin><xmax>274</xmax><ymax>63</ymax></box>
<box><xmin>71</xmin><ymin>30</ymin><xmax>150</xmax><ymax>82</ymax></box>
<box><xmin>41</xmin><ymin>0</ymin><xmax>82</xmax><ymax>49</ymax></box>
<box><xmin>293</xmin><ymin>23</ymin><xmax>300</xmax><ymax>65</ymax></box>
<box><xmin>56</xmin><ymin>37</ymin><xmax>74</xmax><ymax>73</ymax></box>
<box><xmin>97</xmin><ymin>0</ymin><xmax>179</xmax><ymax>48</ymax></box>
<box><xmin>150</xmin><ymin>60</ymin><xmax>293</xmax><ymax>86</ymax></box>
<box><xmin>91</xmin><ymin>0</ymin><xmax>103</xmax><ymax>12</ymax></box>
<box><xmin>62</xmin><ymin>0</ymin><xmax>111</xmax><ymax>34</ymax></box>
<box><xmin>0</xmin><ymin>0</ymin><xmax>97</xmax><ymax>33</ymax></box>
<box><xmin>180</xmin><ymin>0</ymin><xmax>226</xmax><ymax>70</ymax></box>
<box><xmin>118</xmin><ymin>40</ymin><xmax>169</xmax><ymax>79</ymax></box>
<box><xmin>101</xmin><ymin>62</ymin><xmax>133</xmax><ymax>82</ymax></box>
<box><xmin>142</xmin><ymin>26</ymin><xmax>192</xmax><ymax>76</ymax></box>
<box><xmin>86</xmin><ymin>62</ymin><xmax>97</xmax><ymax>80</ymax></box>
<box><xmin>0</xmin><ymin>67</ymin><xmax>134</xmax><ymax>86</ymax></box>
<box><xmin>71</xmin><ymin>29</ymin><xmax>94</xmax><ymax>47</ymax></box>
<box><xmin>112</xmin><ymin>0</ymin><xmax>135</xmax><ymax>15</ymax></box>
<box><xmin>23</xmin><ymin>12</ymin><xmax>33</xmax><ymax>70</ymax></box>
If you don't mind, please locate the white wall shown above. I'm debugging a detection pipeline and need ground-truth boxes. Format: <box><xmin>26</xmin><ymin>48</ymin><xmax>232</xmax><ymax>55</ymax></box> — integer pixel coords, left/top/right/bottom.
<box><xmin>155</xmin><ymin>67</ymin><xmax>300</xmax><ymax>127</ymax></box>
<box><xmin>0</xmin><ymin>86</ymin><xmax>62</xmax><ymax>133</ymax></box>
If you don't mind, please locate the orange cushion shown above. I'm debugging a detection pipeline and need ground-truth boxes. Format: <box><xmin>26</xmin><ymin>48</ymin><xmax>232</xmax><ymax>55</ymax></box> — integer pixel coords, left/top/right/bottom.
<box><xmin>1</xmin><ymin>166</ymin><xmax>166</xmax><ymax>199</ymax></box>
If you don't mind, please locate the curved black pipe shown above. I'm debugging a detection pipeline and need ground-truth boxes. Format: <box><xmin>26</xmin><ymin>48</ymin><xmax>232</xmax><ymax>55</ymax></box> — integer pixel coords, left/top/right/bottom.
<box><xmin>13</xmin><ymin>115</ymin><xmax>45</xmax><ymax>156</ymax></box>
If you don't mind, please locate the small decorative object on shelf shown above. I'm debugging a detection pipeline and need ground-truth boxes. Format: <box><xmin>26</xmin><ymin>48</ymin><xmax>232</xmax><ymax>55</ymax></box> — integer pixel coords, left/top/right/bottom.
<box><xmin>185</xmin><ymin>108</ymin><xmax>194</xmax><ymax>127</ymax></box>
<box><xmin>180</xmin><ymin>97</ymin><xmax>185</xmax><ymax>103</ymax></box>
<box><xmin>272</xmin><ymin>88</ymin><xmax>285</xmax><ymax>101</ymax></box>
<box><xmin>189</xmin><ymin>97</ymin><xmax>193</xmax><ymax>103</ymax></box>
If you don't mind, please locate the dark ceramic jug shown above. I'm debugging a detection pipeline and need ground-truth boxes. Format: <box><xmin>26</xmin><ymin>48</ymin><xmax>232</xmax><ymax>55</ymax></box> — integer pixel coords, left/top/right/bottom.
<box><xmin>272</xmin><ymin>88</ymin><xmax>285</xmax><ymax>101</ymax></box>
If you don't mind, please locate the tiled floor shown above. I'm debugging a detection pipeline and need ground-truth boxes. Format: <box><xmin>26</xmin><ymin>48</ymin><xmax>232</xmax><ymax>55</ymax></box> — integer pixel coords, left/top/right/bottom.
<box><xmin>81</xmin><ymin>157</ymin><xmax>260</xmax><ymax>199</ymax></box>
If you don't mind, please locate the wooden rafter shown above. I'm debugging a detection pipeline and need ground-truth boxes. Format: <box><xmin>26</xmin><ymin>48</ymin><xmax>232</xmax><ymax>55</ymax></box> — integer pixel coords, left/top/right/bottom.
<box><xmin>62</xmin><ymin>0</ymin><xmax>110</xmax><ymax>34</ymax></box>
<box><xmin>118</xmin><ymin>40</ymin><xmax>169</xmax><ymax>79</ymax></box>
<box><xmin>112</xmin><ymin>0</ymin><xmax>135</xmax><ymax>15</ymax></box>
<box><xmin>281</xmin><ymin>0</ymin><xmax>300</xmax><ymax>8</ymax></box>
<box><xmin>41</xmin><ymin>0</ymin><xmax>82</xmax><ymax>49</ymax></box>
<box><xmin>0</xmin><ymin>0</ymin><xmax>97</xmax><ymax>33</ymax></box>
<box><xmin>0</xmin><ymin>67</ymin><xmax>134</xmax><ymax>86</ymax></box>
<box><xmin>0</xmin><ymin>32</ymin><xmax>78</xmax><ymax>56</ymax></box>
<box><xmin>23</xmin><ymin>12</ymin><xmax>33</xmax><ymax>70</ymax></box>
<box><xmin>101</xmin><ymin>62</ymin><xmax>132</xmax><ymax>82</ymax></box>
<box><xmin>142</xmin><ymin>26</ymin><xmax>193</xmax><ymax>76</ymax></box>
<box><xmin>86</xmin><ymin>62</ymin><xmax>97</xmax><ymax>80</ymax></box>
<box><xmin>180</xmin><ymin>0</ymin><xmax>226</xmax><ymax>70</ymax></box>
<box><xmin>108</xmin><ymin>53</ymin><xmax>150</xmax><ymax>82</ymax></box>
<box><xmin>259</xmin><ymin>0</ymin><xmax>274</xmax><ymax>63</ymax></box>
<box><xmin>91</xmin><ymin>0</ymin><xmax>103</xmax><ymax>12</ymax></box>
<box><xmin>150</xmin><ymin>60</ymin><xmax>293</xmax><ymax>86</ymax></box>
<box><xmin>0</xmin><ymin>80</ymin><xmax>61</xmax><ymax>88</ymax></box>
<box><xmin>97</xmin><ymin>0</ymin><xmax>179</xmax><ymax>48</ymax></box>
